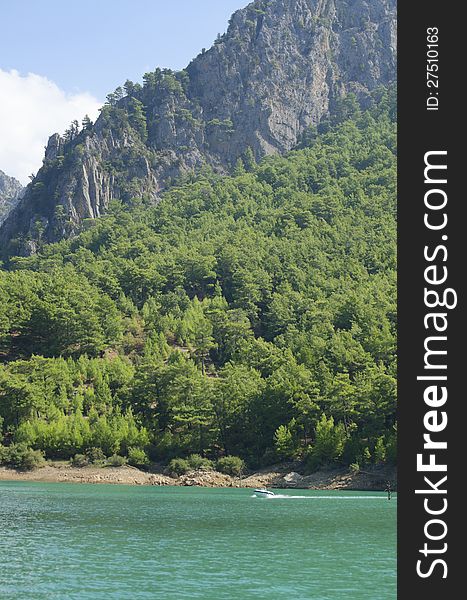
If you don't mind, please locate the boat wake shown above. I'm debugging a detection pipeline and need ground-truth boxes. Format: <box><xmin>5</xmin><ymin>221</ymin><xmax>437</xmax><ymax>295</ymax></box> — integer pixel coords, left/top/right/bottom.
<box><xmin>251</xmin><ymin>494</ymin><xmax>391</xmax><ymax>499</ymax></box>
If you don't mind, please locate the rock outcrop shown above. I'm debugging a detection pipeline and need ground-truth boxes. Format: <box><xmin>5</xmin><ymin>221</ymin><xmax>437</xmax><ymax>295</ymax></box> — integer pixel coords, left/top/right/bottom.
<box><xmin>0</xmin><ymin>0</ymin><xmax>396</xmax><ymax>255</ymax></box>
<box><xmin>0</xmin><ymin>170</ymin><xmax>23</xmax><ymax>224</ymax></box>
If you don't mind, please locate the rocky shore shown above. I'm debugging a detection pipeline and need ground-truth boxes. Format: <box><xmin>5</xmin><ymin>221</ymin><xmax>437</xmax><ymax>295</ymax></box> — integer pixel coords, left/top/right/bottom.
<box><xmin>0</xmin><ymin>462</ymin><xmax>396</xmax><ymax>491</ymax></box>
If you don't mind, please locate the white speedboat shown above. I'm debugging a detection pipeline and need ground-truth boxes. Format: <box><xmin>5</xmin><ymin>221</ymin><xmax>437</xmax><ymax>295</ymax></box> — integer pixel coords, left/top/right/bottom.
<box><xmin>254</xmin><ymin>488</ymin><xmax>275</xmax><ymax>498</ymax></box>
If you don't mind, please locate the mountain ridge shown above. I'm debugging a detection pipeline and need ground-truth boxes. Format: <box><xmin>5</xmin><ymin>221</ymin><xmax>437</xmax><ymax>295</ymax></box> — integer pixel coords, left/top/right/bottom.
<box><xmin>0</xmin><ymin>0</ymin><xmax>396</xmax><ymax>255</ymax></box>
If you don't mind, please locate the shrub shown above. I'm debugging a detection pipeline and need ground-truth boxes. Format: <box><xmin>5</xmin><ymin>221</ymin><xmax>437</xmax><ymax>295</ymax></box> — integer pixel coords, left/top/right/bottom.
<box><xmin>0</xmin><ymin>445</ymin><xmax>8</xmax><ymax>464</ymax></box>
<box><xmin>362</xmin><ymin>446</ymin><xmax>371</xmax><ymax>465</ymax></box>
<box><xmin>1</xmin><ymin>443</ymin><xmax>45</xmax><ymax>471</ymax></box>
<box><xmin>314</xmin><ymin>415</ymin><xmax>346</xmax><ymax>462</ymax></box>
<box><xmin>274</xmin><ymin>422</ymin><xmax>298</xmax><ymax>460</ymax></box>
<box><xmin>305</xmin><ymin>415</ymin><xmax>347</xmax><ymax>472</ymax></box>
<box><xmin>107</xmin><ymin>454</ymin><xmax>127</xmax><ymax>467</ymax></box>
<box><xmin>128</xmin><ymin>447</ymin><xmax>149</xmax><ymax>468</ymax></box>
<box><xmin>187</xmin><ymin>454</ymin><xmax>213</xmax><ymax>471</ymax></box>
<box><xmin>71</xmin><ymin>454</ymin><xmax>89</xmax><ymax>468</ymax></box>
<box><xmin>19</xmin><ymin>448</ymin><xmax>45</xmax><ymax>471</ymax></box>
<box><xmin>85</xmin><ymin>447</ymin><xmax>106</xmax><ymax>464</ymax></box>
<box><xmin>168</xmin><ymin>457</ymin><xmax>190</xmax><ymax>476</ymax></box>
<box><xmin>216</xmin><ymin>456</ymin><xmax>245</xmax><ymax>477</ymax></box>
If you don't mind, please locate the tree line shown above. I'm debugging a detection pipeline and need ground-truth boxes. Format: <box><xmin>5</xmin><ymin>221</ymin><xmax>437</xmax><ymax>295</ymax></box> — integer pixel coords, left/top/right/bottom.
<box><xmin>0</xmin><ymin>89</ymin><xmax>397</xmax><ymax>471</ymax></box>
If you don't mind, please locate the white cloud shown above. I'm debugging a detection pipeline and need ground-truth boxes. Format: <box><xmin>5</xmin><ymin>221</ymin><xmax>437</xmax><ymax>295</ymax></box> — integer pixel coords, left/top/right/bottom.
<box><xmin>0</xmin><ymin>69</ymin><xmax>102</xmax><ymax>185</ymax></box>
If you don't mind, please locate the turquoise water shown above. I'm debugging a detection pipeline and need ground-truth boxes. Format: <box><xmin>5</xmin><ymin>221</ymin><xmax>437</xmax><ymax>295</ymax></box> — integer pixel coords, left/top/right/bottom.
<box><xmin>0</xmin><ymin>482</ymin><xmax>396</xmax><ymax>599</ymax></box>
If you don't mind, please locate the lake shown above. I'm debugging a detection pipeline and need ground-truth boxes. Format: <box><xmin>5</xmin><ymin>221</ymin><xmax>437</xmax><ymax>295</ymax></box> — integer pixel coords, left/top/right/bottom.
<box><xmin>0</xmin><ymin>482</ymin><xmax>396</xmax><ymax>599</ymax></box>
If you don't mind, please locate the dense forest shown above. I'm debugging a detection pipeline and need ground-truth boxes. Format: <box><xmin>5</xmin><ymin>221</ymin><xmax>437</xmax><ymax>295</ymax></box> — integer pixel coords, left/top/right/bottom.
<box><xmin>0</xmin><ymin>88</ymin><xmax>396</xmax><ymax>473</ymax></box>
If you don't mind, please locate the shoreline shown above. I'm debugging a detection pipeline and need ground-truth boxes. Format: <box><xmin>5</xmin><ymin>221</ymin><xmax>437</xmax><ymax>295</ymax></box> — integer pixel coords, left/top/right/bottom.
<box><xmin>0</xmin><ymin>463</ymin><xmax>396</xmax><ymax>491</ymax></box>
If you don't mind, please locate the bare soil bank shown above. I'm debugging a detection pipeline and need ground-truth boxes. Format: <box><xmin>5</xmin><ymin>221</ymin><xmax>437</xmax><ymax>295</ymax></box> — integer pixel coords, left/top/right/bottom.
<box><xmin>0</xmin><ymin>462</ymin><xmax>396</xmax><ymax>491</ymax></box>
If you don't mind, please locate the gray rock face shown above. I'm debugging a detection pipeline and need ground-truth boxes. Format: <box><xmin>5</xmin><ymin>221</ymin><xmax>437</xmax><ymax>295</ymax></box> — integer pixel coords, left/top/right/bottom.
<box><xmin>0</xmin><ymin>0</ymin><xmax>396</xmax><ymax>254</ymax></box>
<box><xmin>0</xmin><ymin>170</ymin><xmax>23</xmax><ymax>225</ymax></box>
<box><xmin>188</xmin><ymin>0</ymin><xmax>396</xmax><ymax>160</ymax></box>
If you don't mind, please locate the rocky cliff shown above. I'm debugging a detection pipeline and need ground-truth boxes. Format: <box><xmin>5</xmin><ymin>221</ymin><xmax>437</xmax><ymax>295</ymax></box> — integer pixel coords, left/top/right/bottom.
<box><xmin>0</xmin><ymin>0</ymin><xmax>396</xmax><ymax>255</ymax></box>
<box><xmin>0</xmin><ymin>170</ymin><xmax>23</xmax><ymax>225</ymax></box>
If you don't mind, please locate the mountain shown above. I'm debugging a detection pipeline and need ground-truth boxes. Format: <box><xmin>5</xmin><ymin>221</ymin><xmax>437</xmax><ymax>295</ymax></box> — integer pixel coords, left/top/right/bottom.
<box><xmin>0</xmin><ymin>0</ymin><xmax>396</xmax><ymax>255</ymax></box>
<box><xmin>0</xmin><ymin>98</ymin><xmax>397</xmax><ymax>466</ymax></box>
<box><xmin>0</xmin><ymin>170</ymin><xmax>23</xmax><ymax>225</ymax></box>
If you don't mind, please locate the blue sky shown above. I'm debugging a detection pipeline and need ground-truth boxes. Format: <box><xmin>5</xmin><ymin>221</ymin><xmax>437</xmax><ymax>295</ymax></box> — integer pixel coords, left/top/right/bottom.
<box><xmin>1</xmin><ymin>0</ymin><xmax>248</xmax><ymax>98</ymax></box>
<box><xmin>0</xmin><ymin>1</ymin><xmax>249</xmax><ymax>182</ymax></box>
